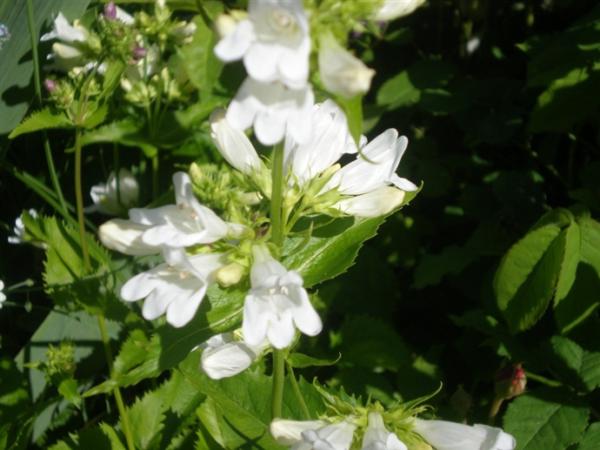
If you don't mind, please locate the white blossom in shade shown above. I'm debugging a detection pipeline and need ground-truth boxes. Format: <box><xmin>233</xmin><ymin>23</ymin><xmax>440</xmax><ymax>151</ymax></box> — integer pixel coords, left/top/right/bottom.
<box><xmin>227</xmin><ymin>77</ymin><xmax>314</xmax><ymax>146</ymax></box>
<box><xmin>270</xmin><ymin>419</ymin><xmax>329</xmax><ymax>446</ymax></box>
<box><xmin>210</xmin><ymin>109</ymin><xmax>263</xmax><ymax>174</ymax></box>
<box><xmin>41</xmin><ymin>13</ymin><xmax>90</xmax><ymax>71</ymax></box>
<box><xmin>8</xmin><ymin>209</ymin><xmax>38</xmax><ymax>245</ymax></box>
<box><xmin>120</xmin><ymin>248</ymin><xmax>225</xmax><ymax>327</ymax></box>
<box><xmin>335</xmin><ymin>186</ymin><xmax>408</xmax><ymax>218</ymax></box>
<box><xmin>294</xmin><ymin>421</ymin><xmax>356</xmax><ymax>450</ymax></box>
<box><xmin>318</xmin><ymin>33</ymin><xmax>375</xmax><ymax>99</ymax></box>
<box><xmin>90</xmin><ymin>168</ymin><xmax>139</xmax><ymax>215</ymax></box>
<box><xmin>284</xmin><ymin>100</ymin><xmax>357</xmax><ymax>186</ymax></box>
<box><xmin>373</xmin><ymin>0</ymin><xmax>426</xmax><ymax>21</ymax></box>
<box><xmin>98</xmin><ymin>219</ymin><xmax>159</xmax><ymax>256</ymax></box>
<box><xmin>243</xmin><ymin>245</ymin><xmax>322</xmax><ymax>349</ymax></box>
<box><xmin>127</xmin><ymin>172</ymin><xmax>246</xmax><ymax>248</ymax></box>
<box><xmin>413</xmin><ymin>419</ymin><xmax>516</xmax><ymax>450</ymax></box>
<box><xmin>200</xmin><ymin>332</ymin><xmax>268</xmax><ymax>379</ymax></box>
<box><xmin>0</xmin><ymin>280</ymin><xmax>6</xmax><ymax>308</ymax></box>
<box><xmin>214</xmin><ymin>0</ymin><xmax>310</xmax><ymax>89</ymax></box>
<box><xmin>324</xmin><ymin>129</ymin><xmax>418</xmax><ymax>196</ymax></box>
<box><xmin>362</xmin><ymin>412</ymin><xmax>407</xmax><ymax>450</ymax></box>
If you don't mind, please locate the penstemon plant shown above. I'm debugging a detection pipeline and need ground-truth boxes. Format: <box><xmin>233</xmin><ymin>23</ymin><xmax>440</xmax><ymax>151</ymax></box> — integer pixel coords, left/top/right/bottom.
<box><xmin>16</xmin><ymin>0</ymin><xmax>600</xmax><ymax>448</ymax></box>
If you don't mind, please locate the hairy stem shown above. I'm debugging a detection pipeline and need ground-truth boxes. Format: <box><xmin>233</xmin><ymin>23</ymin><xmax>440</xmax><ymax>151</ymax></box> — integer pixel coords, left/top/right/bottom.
<box><xmin>272</xmin><ymin>349</ymin><xmax>285</xmax><ymax>419</ymax></box>
<box><xmin>74</xmin><ymin>130</ymin><xmax>91</xmax><ymax>272</ymax></box>
<box><xmin>287</xmin><ymin>361</ymin><xmax>310</xmax><ymax>420</ymax></box>
<box><xmin>270</xmin><ymin>142</ymin><xmax>285</xmax><ymax>248</ymax></box>
<box><xmin>25</xmin><ymin>0</ymin><xmax>69</xmax><ymax>218</ymax></box>
<box><xmin>97</xmin><ymin>316</ymin><xmax>136</xmax><ymax>450</ymax></box>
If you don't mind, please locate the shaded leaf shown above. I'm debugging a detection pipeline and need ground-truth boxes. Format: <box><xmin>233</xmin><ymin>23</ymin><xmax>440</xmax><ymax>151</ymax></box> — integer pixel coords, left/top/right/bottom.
<box><xmin>8</xmin><ymin>108</ymin><xmax>73</xmax><ymax>138</ymax></box>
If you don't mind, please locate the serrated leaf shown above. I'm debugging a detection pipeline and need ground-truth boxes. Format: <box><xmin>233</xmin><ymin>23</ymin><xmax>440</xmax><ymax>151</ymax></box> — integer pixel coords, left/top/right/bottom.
<box><xmin>180</xmin><ymin>352</ymin><xmax>324</xmax><ymax>449</ymax></box>
<box><xmin>283</xmin><ymin>216</ymin><xmax>385</xmax><ymax>288</ymax></box>
<box><xmin>8</xmin><ymin>108</ymin><xmax>73</xmax><ymax>138</ymax></box>
<box><xmin>577</xmin><ymin>423</ymin><xmax>600</xmax><ymax>450</ymax></box>
<box><xmin>554</xmin><ymin>220</ymin><xmax>580</xmax><ymax>305</ymax></box>
<box><xmin>494</xmin><ymin>209</ymin><xmax>573</xmax><ymax>333</ymax></box>
<box><xmin>549</xmin><ymin>336</ymin><xmax>600</xmax><ymax>392</ymax></box>
<box><xmin>79</xmin><ymin>119</ymin><xmax>157</xmax><ymax>157</ymax></box>
<box><xmin>127</xmin><ymin>390</ymin><xmax>166</xmax><ymax>450</ymax></box>
<box><xmin>503</xmin><ymin>389</ymin><xmax>589</xmax><ymax>450</ymax></box>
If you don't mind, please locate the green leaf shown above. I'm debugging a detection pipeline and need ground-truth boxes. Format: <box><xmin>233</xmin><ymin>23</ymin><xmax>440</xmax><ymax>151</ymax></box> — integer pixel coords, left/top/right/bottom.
<box><xmin>287</xmin><ymin>352</ymin><xmax>340</xmax><ymax>369</ymax></box>
<box><xmin>179</xmin><ymin>15</ymin><xmax>223</xmax><ymax>98</ymax></box>
<box><xmin>283</xmin><ymin>216</ymin><xmax>386</xmax><ymax>288</ymax></box>
<box><xmin>180</xmin><ymin>352</ymin><xmax>324</xmax><ymax>449</ymax></box>
<box><xmin>494</xmin><ymin>209</ymin><xmax>573</xmax><ymax>333</ymax></box>
<box><xmin>503</xmin><ymin>389</ymin><xmax>589</xmax><ymax>450</ymax></box>
<box><xmin>8</xmin><ymin>108</ymin><xmax>73</xmax><ymax>138</ymax></box>
<box><xmin>554</xmin><ymin>220</ymin><xmax>580</xmax><ymax>305</ymax></box>
<box><xmin>549</xmin><ymin>336</ymin><xmax>600</xmax><ymax>392</ymax></box>
<box><xmin>79</xmin><ymin>119</ymin><xmax>157</xmax><ymax>157</ymax></box>
<box><xmin>0</xmin><ymin>0</ymin><xmax>90</xmax><ymax>134</ymax></box>
<box><xmin>577</xmin><ymin>423</ymin><xmax>600</xmax><ymax>450</ymax></box>
<box><xmin>127</xmin><ymin>390</ymin><xmax>166</xmax><ymax>450</ymax></box>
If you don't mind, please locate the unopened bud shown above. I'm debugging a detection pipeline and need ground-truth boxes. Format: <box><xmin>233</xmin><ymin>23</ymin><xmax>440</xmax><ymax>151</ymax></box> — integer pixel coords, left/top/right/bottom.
<box><xmin>495</xmin><ymin>363</ymin><xmax>526</xmax><ymax>400</ymax></box>
<box><xmin>132</xmin><ymin>45</ymin><xmax>147</xmax><ymax>61</ymax></box>
<box><xmin>104</xmin><ymin>2</ymin><xmax>117</xmax><ymax>20</ymax></box>
<box><xmin>44</xmin><ymin>78</ymin><xmax>57</xmax><ymax>93</ymax></box>
<box><xmin>215</xmin><ymin>262</ymin><xmax>245</xmax><ymax>287</ymax></box>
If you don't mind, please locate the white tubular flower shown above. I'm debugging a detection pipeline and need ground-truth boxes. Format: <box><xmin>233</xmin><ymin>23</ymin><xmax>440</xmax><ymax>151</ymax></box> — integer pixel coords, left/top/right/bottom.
<box><xmin>362</xmin><ymin>412</ymin><xmax>407</xmax><ymax>450</ymax></box>
<box><xmin>90</xmin><ymin>168</ymin><xmax>139</xmax><ymax>215</ymax></box>
<box><xmin>335</xmin><ymin>186</ymin><xmax>407</xmax><ymax>218</ymax></box>
<box><xmin>324</xmin><ymin>129</ymin><xmax>417</xmax><ymax>196</ymax></box>
<box><xmin>413</xmin><ymin>419</ymin><xmax>516</xmax><ymax>450</ymax></box>
<box><xmin>318</xmin><ymin>34</ymin><xmax>375</xmax><ymax>99</ymax></box>
<box><xmin>270</xmin><ymin>419</ymin><xmax>329</xmax><ymax>446</ymax></box>
<box><xmin>200</xmin><ymin>332</ymin><xmax>268</xmax><ymax>379</ymax></box>
<box><xmin>0</xmin><ymin>280</ymin><xmax>6</xmax><ymax>308</ymax></box>
<box><xmin>215</xmin><ymin>0</ymin><xmax>310</xmax><ymax>89</ymax></box>
<box><xmin>120</xmin><ymin>248</ymin><xmax>225</xmax><ymax>327</ymax></box>
<box><xmin>215</xmin><ymin>10</ymin><xmax>247</xmax><ymax>38</ymax></box>
<box><xmin>227</xmin><ymin>77</ymin><xmax>314</xmax><ymax>146</ymax></box>
<box><xmin>243</xmin><ymin>245</ymin><xmax>322</xmax><ymax>349</ymax></box>
<box><xmin>98</xmin><ymin>219</ymin><xmax>159</xmax><ymax>256</ymax></box>
<box><xmin>210</xmin><ymin>110</ymin><xmax>263</xmax><ymax>174</ymax></box>
<box><xmin>285</xmin><ymin>100</ymin><xmax>356</xmax><ymax>186</ymax></box>
<box><xmin>127</xmin><ymin>172</ymin><xmax>244</xmax><ymax>248</ymax></box>
<box><xmin>294</xmin><ymin>422</ymin><xmax>356</xmax><ymax>450</ymax></box>
<box><xmin>373</xmin><ymin>0</ymin><xmax>426</xmax><ymax>21</ymax></box>
<box><xmin>41</xmin><ymin>13</ymin><xmax>90</xmax><ymax>71</ymax></box>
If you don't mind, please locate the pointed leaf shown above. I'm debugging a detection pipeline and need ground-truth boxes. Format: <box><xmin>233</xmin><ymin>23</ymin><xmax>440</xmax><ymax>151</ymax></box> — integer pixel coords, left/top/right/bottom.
<box><xmin>8</xmin><ymin>108</ymin><xmax>73</xmax><ymax>138</ymax></box>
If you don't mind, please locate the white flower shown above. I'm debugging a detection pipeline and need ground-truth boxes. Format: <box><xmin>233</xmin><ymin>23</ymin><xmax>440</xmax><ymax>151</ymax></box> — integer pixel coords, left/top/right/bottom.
<box><xmin>284</xmin><ymin>100</ymin><xmax>356</xmax><ymax>186</ymax></box>
<box><xmin>413</xmin><ymin>419</ymin><xmax>516</xmax><ymax>450</ymax></box>
<box><xmin>215</xmin><ymin>0</ymin><xmax>310</xmax><ymax>89</ymax></box>
<box><xmin>98</xmin><ymin>219</ymin><xmax>160</xmax><ymax>256</ymax></box>
<box><xmin>362</xmin><ymin>412</ymin><xmax>407</xmax><ymax>450</ymax></box>
<box><xmin>373</xmin><ymin>0</ymin><xmax>426</xmax><ymax>21</ymax></box>
<box><xmin>210</xmin><ymin>110</ymin><xmax>263</xmax><ymax>174</ymax></box>
<box><xmin>90</xmin><ymin>168</ymin><xmax>139</xmax><ymax>215</ymax></box>
<box><xmin>120</xmin><ymin>248</ymin><xmax>225</xmax><ymax>327</ymax></box>
<box><xmin>318</xmin><ymin>34</ymin><xmax>375</xmax><ymax>99</ymax></box>
<box><xmin>214</xmin><ymin>11</ymin><xmax>247</xmax><ymax>38</ymax></box>
<box><xmin>295</xmin><ymin>422</ymin><xmax>356</xmax><ymax>450</ymax></box>
<box><xmin>335</xmin><ymin>186</ymin><xmax>408</xmax><ymax>218</ymax></box>
<box><xmin>127</xmin><ymin>172</ymin><xmax>245</xmax><ymax>248</ymax></box>
<box><xmin>243</xmin><ymin>245</ymin><xmax>322</xmax><ymax>349</ymax></box>
<box><xmin>324</xmin><ymin>129</ymin><xmax>417</xmax><ymax>196</ymax></box>
<box><xmin>200</xmin><ymin>332</ymin><xmax>268</xmax><ymax>379</ymax></box>
<box><xmin>227</xmin><ymin>77</ymin><xmax>314</xmax><ymax>146</ymax></box>
<box><xmin>41</xmin><ymin>13</ymin><xmax>90</xmax><ymax>71</ymax></box>
<box><xmin>8</xmin><ymin>209</ymin><xmax>37</xmax><ymax>245</ymax></box>
<box><xmin>0</xmin><ymin>280</ymin><xmax>6</xmax><ymax>308</ymax></box>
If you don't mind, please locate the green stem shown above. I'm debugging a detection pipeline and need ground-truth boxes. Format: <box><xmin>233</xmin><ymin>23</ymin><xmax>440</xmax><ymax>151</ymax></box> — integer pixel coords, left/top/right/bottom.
<box><xmin>270</xmin><ymin>143</ymin><xmax>285</xmax><ymax>248</ymax></box>
<box><xmin>286</xmin><ymin>361</ymin><xmax>310</xmax><ymax>420</ymax></box>
<box><xmin>25</xmin><ymin>0</ymin><xmax>69</xmax><ymax>218</ymax></box>
<box><xmin>113</xmin><ymin>145</ymin><xmax>121</xmax><ymax>206</ymax></box>
<box><xmin>272</xmin><ymin>350</ymin><xmax>285</xmax><ymax>419</ymax></box>
<box><xmin>151</xmin><ymin>153</ymin><xmax>159</xmax><ymax>200</ymax></box>
<box><xmin>97</xmin><ymin>316</ymin><xmax>136</xmax><ymax>450</ymax></box>
<box><xmin>74</xmin><ymin>129</ymin><xmax>91</xmax><ymax>272</ymax></box>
